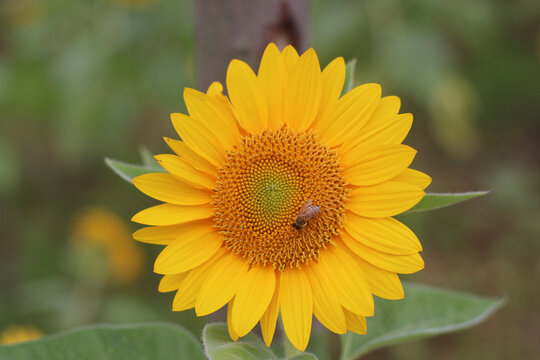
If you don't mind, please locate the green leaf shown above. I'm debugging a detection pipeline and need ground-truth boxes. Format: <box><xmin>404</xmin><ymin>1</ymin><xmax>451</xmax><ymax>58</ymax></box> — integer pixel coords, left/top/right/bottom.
<box><xmin>139</xmin><ymin>147</ymin><xmax>161</xmax><ymax>169</ymax></box>
<box><xmin>203</xmin><ymin>323</ymin><xmax>276</xmax><ymax>360</ymax></box>
<box><xmin>340</xmin><ymin>283</ymin><xmax>505</xmax><ymax>360</ymax></box>
<box><xmin>202</xmin><ymin>323</ymin><xmax>318</xmax><ymax>360</ymax></box>
<box><xmin>105</xmin><ymin>157</ymin><xmax>164</xmax><ymax>184</ymax></box>
<box><xmin>407</xmin><ymin>191</ymin><xmax>489</xmax><ymax>213</ymax></box>
<box><xmin>286</xmin><ymin>355</ymin><xmax>318</xmax><ymax>360</ymax></box>
<box><xmin>0</xmin><ymin>323</ymin><xmax>205</xmax><ymax>360</ymax></box>
<box><xmin>342</xmin><ymin>59</ymin><xmax>357</xmax><ymax>95</ymax></box>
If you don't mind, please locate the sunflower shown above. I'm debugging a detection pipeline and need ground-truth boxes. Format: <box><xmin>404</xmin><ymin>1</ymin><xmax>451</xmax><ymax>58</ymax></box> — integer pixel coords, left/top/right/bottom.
<box><xmin>132</xmin><ymin>43</ymin><xmax>430</xmax><ymax>351</ymax></box>
<box><xmin>72</xmin><ymin>207</ymin><xmax>143</xmax><ymax>283</ymax></box>
<box><xmin>0</xmin><ymin>325</ymin><xmax>41</xmax><ymax>345</ymax></box>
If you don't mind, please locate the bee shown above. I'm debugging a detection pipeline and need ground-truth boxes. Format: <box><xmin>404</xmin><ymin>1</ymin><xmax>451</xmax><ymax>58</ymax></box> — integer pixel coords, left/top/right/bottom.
<box><xmin>292</xmin><ymin>199</ymin><xmax>321</xmax><ymax>230</ymax></box>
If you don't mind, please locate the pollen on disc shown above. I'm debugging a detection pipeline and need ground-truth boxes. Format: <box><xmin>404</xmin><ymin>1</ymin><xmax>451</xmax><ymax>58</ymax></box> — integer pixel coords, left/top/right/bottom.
<box><xmin>213</xmin><ymin>126</ymin><xmax>349</xmax><ymax>271</ymax></box>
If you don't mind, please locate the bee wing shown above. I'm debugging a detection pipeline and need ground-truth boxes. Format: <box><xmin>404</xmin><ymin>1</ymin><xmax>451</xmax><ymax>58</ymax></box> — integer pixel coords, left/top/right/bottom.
<box><xmin>298</xmin><ymin>199</ymin><xmax>314</xmax><ymax>216</ymax></box>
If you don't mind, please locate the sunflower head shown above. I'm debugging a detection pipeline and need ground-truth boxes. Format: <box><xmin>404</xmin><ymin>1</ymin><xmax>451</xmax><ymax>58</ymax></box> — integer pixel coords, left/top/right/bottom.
<box><xmin>132</xmin><ymin>43</ymin><xmax>430</xmax><ymax>351</ymax></box>
<box><xmin>213</xmin><ymin>126</ymin><xmax>350</xmax><ymax>271</ymax></box>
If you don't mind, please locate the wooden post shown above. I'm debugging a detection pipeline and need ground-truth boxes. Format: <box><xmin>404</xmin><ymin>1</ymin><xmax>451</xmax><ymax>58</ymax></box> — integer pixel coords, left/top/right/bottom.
<box><xmin>194</xmin><ymin>0</ymin><xmax>310</xmax><ymax>90</ymax></box>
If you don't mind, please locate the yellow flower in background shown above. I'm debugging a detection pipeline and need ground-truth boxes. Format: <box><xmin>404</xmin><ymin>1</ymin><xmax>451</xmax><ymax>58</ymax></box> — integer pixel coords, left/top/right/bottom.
<box><xmin>2</xmin><ymin>0</ymin><xmax>43</xmax><ymax>28</ymax></box>
<box><xmin>132</xmin><ymin>43</ymin><xmax>430</xmax><ymax>351</ymax></box>
<box><xmin>72</xmin><ymin>207</ymin><xmax>143</xmax><ymax>283</ymax></box>
<box><xmin>0</xmin><ymin>326</ymin><xmax>41</xmax><ymax>345</ymax></box>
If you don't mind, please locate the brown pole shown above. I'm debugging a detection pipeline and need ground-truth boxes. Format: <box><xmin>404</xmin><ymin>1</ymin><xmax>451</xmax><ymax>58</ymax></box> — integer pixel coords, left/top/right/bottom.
<box><xmin>194</xmin><ymin>0</ymin><xmax>310</xmax><ymax>90</ymax></box>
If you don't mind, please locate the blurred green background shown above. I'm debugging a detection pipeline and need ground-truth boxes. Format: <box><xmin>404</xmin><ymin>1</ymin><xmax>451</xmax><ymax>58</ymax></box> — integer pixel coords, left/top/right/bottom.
<box><xmin>0</xmin><ymin>0</ymin><xmax>538</xmax><ymax>358</ymax></box>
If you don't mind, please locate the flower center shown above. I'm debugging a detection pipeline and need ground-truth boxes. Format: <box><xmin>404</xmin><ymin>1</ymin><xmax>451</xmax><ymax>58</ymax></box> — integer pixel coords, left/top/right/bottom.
<box><xmin>213</xmin><ymin>126</ymin><xmax>349</xmax><ymax>271</ymax></box>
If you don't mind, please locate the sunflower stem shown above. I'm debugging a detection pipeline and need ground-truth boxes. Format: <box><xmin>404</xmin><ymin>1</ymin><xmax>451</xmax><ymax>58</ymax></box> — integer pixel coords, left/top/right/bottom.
<box><xmin>283</xmin><ymin>333</ymin><xmax>302</xmax><ymax>357</ymax></box>
<box><xmin>339</xmin><ymin>333</ymin><xmax>353</xmax><ymax>360</ymax></box>
<box><xmin>275</xmin><ymin>316</ymin><xmax>301</xmax><ymax>356</ymax></box>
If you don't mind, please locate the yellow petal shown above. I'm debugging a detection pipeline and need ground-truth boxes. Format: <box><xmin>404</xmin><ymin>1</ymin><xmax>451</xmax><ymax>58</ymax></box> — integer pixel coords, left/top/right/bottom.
<box><xmin>318</xmin><ymin>244</ymin><xmax>374</xmax><ymax>316</ymax></box>
<box><xmin>184</xmin><ymin>88</ymin><xmax>240</xmax><ymax>150</ymax></box>
<box><xmin>164</xmin><ymin>137</ymin><xmax>216</xmax><ymax>176</ymax></box>
<box><xmin>281</xmin><ymin>45</ymin><xmax>300</xmax><ymax>73</ymax></box>
<box><xmin>231</xmin><ymin>266</ymin><xmax>276</xmax><ymax>337</ymax></box>
<box><xmin>132</xmin><ymin>226</ymin><xmax>177</xmax><ymax>245</ymax></box>
<box><xmin>195</xmin><ymin>252</ymin><xmax>250</xmax><ymax>316</ymax></box>
<box><xmin>171</xmin><ymin>113</ymin><xmax>225</xmax><ymax>167</ymax></box>
<box><xmin>158</xmin><ymin>273</ymin><xmax>188</xmax><ymax>293</ymax></box>
<box><xmin>258</xmin><ymin>43</ymin><xmax>286</xmax><ymax>130</ymax></box>
<box><xmin>154</xmin><ymin>228</ymin><xmax>222</xmax><ymax>274</ymax></box>
<box><xmin>341</xmin><ymin>231</ymin><xmax>424</xmax><ymax>274</ymax></box>
<box><xmin>284</xmin><ymin>48</ymin><xmax>322</xmax><ymax>131</ymax></box>
<box><xmin>172</xmin><ymin>249</ymin><xmax>225</xmax><ymax>311</ymax></box>
<box><xmin>312</xmin><ymin>57</ymin><xmax>346</xmax><ymax>128</ymax></box>
<box><xmin>226</xmin><ymin>59</ymin><xmax>268</xmax><ymax>133</ymax></box>
<box><xmin>352</xmin><ymin>113</ymin><xmax>413</xmax><ymax>151</ymax></box>
<box><xmin>227</xmin><ymin>299</ymin><xmax>239</xmax><ymax>341</ymax></box>
<box><xmin>133</xmin><ymin>173</ymin><xmax>212</xmax><ymax>205</ymax></box>
<box><xmin>355</xmin><ymin>256</ymin><xmax>404</xmax><ymax>300</ymax></box>
<box><xmin>304</xmin><ymin>261</ymin><xmax>347</xmax><ymax>334</ymax></box>
<box><xmin>343</xmin><ymin>145</ymin><xmax>417</xmax><ymax>186</ymax></box>
<box><xmin>260</xmin><ymin>272</ymin><xmax>281</xmax><ymax>347</ymax></box>
<box><xmin>319</xmin><ymin>84</ymin><xmax>381</xmax><ymax>147</ymax></box>
<box><xmin>154</xmin><ymin>154</ymin><xmax>215</xmax><ymax>190</ymax></box>
<box><xmin>343</xmin><ymin>308</ymin><xmax>367</xmax><ymax>334</ymax></box>
<box><xmin>348</xmin><ymin>181</ymin><xmax>424</xmax><ymax>218</ymax></box>
<box><xmin>204</xmin><ymin>83</ymin><xmax>241</xmax><ymax>136</ymax></box>
<box><xmin>382</xmin><ymin>113</ymin><xmax>413</xmax><ymax>144</ymax></box>
<box><xmin>344</xmin><ymin>213</ymin><xmax>422</xmax><ymax>255</ymax></box>
<box><xmin>207</xmin><ymin>81</ymin><xmax>223</xmax><ymax>96</ymax></box>
<box><xmin>132</xmin><ymin>220</ymin><xmax>214</xmax><ymax>245</ymax></box>
<box><xmin>132</xmin><ymin>203</ymin><xmax>212</xmax><ymax>226</ymax></box>
<box><xmin>340</xmin><ymin>95</ymin><xmax>401</xmax><ymax>152</ymax></box>
<box><xmin>391</xmin><ymin>168</ymin><xmax>432</xmax><ymax>190</ymax></box>
<box><xmin>280</xmin><ymin>267</ymin><xmax>313</xmax><ymax>352</ymax></box>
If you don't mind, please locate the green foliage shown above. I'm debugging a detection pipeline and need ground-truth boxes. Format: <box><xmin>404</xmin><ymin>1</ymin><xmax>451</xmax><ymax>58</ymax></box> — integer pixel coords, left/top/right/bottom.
<box><xmin>342</xmin><ymin>59</ymin><xmax>357</xmax><ymax>95</ymax></box>
<box><xmin>199</xmin><ymin>283</ymin><xmax>503</xmax><ymax>360</ymax></box>
<box><xmin>202</xmin><ymin>323</ymin><xmax>318</xmax><ymax>360</ymax></box>
<box><xmin>0</xmin><ymin>323</ymin><xmax>205</xmax><ymax>360</ymax></box>
<box><xmin>407</xmin><ymin>191</ymin><xmax>489</xmax><ymax>212</ymax></box>
<box><xmin>105</xmin><ymin>157</ymin><xmax>164</xmax><ymax>184</ymax></box>
<box><xmin>0</xmin><ymin>283</ymin><xmax>504</xmax><ymax>360</ymax></box>
<box><xmin>286</xmin><ymin>355</ymin><xmax>319</xmax><ymax>360</ymax></box>
<box><xmin>339</xmin><ymin>283</ymin><xmax>505</xmax><ymax>360</ymax></box>
<box><xmin>139</xmin><ymin>147</ymin><xmax>161</xmax><ymax>169</ymax></box>
<box><xmin>105</xmin><ymin>146</ymin><xmax>163</xmax><ymax>183</ymax></box>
